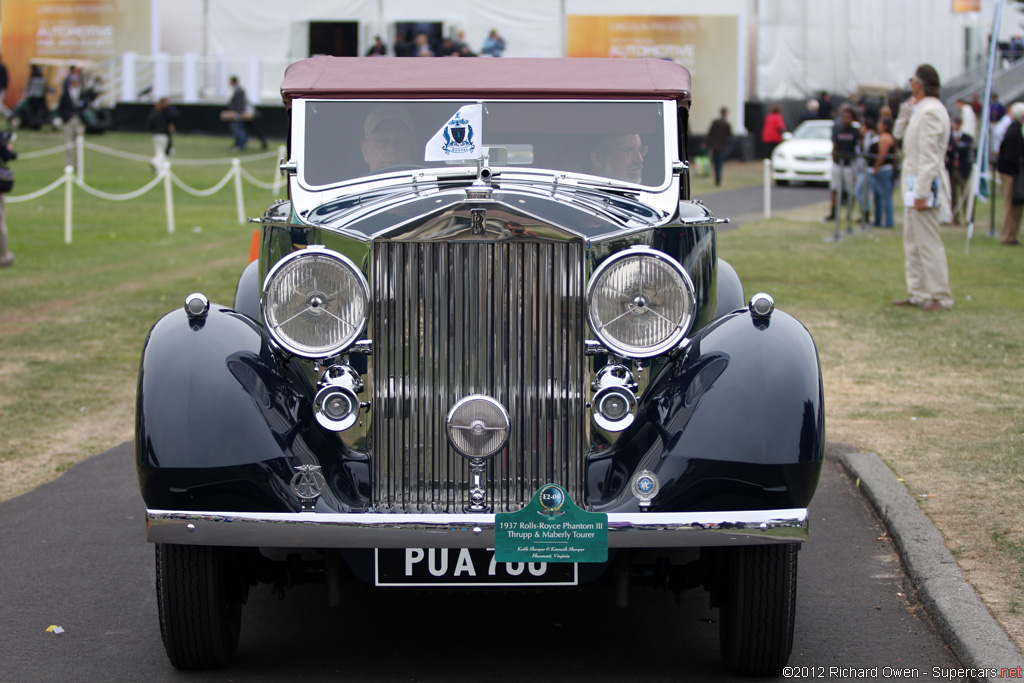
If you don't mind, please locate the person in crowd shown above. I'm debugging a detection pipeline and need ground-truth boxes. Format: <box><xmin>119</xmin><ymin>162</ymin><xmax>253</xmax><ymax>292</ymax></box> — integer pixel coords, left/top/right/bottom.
<box><xmin>482</xmin><ymin>30</ymin><xmax>506</xmax><ymax>57</ymax></box>
<box><xmin>366</xmin><ymin>36</ymin><xmax>387</xmax><ymax>56</ymax></box>
<box><xmin>414</xmin><ymin>33</ymin><xmax>434</xmax><ymax>57</ymax></box>
<box><xmin>893</xmin><ymin>64</ymin><xmax>953</xmax><ymax>311</ymax></box>
<box><xmin>437</xmin><ymin>37</ymin><xmax>460</xmax><ymax>57</ymax></box>
<box><xmin>798</xmin><ymin>98</ymin><xmax>819</xmax><ymax>125</ymax></box>
<box><xmin>224</xmin><ymin>75</ymin><xmax>248</xmax><ymax>151</ymax></box>
<box><xmin>393</xmin><ymin>31</ymin><xmax>413</xmax><ymax>57</ymax></box>
<box><xmin>825</xmin><ymin>107</ymin><xmax>860</xmax><ymax>221</ymax></box>
<box><xmin>1011</xmin><ymin>35</ymin><xmax>1024</xmax><ymax>61</ymax></box>
<box><xmin>991</xmin><ymin>107</ymin><xmax>1014</xmax><ymax>161</ymax></box>
<box><xmin>996</xmin><ymin>102</ymin><xmax>1024</xmax><ymax>245</ymax></box>
<box><xmin>22</xmin><ymin>64</ymin><xmax>51</xmax><ymax>129</ymax></box>
<box><xmin>956</xmin><ymin>98</ymin><xmax>978</xmax><ymax>146</ymax></box>
<box><xmin>588</xmin><ymin>133</ymin><xmax>646</xmax><ymax>184</ymax></box>
<box><xmin>871</xmin><ymin>117</ymin><xmax>898</xmax><ymax>229</ymax></box>
<box><xmin>452</xmin><ymin>29</ymin><xmax>475</xmax><ymax>56</ymax></box>
<box><xmin>706</xmin><ymin>107</ymin><xmax>732</xmax><ymax>187</ymax></box>
<box><xmin>946</xmin><ymin>113</ymin><xmax>974</xmax><ymax>226</ymax></box>
<box><xmin>0</xmin><ymin>130</ymin><xmax>16</xmax><ymax>268</ymax></box>
<box><xmin>760</xmin><ymin>104</ymin><xmax>786</xmax><ymax>158</ymax></box>
<box><xmin>990</xmin><ymin>92</ymin><xmax>1006</xmax><ymax>124</ymax></box>
<box><xmin>58</xmin><ymin>66</ymin><xmax>85</xmax><ymax>171</ymax></box>
<box><xmin>970</xmin><ymin>93</ymin><xmax>983</xmax><ymax>117</ymax></box>
<box><xmin>856</xmin><ymin>116</ymin><xmax>879</xmax><ymax>224</ymax></box>
<box><xmin>819</xmin><ymin>91</ymin><xmax>834</xmax><ymax>120</ymax></box>
<box><xmin>146</xmin><ymin>97</ymin><xmax>178</xmax><ymax>170</ymax></box>
<box><xmin>362</xmin><ymin>104</ymin><xmax>416</xmax><ymax>173</ymax></box>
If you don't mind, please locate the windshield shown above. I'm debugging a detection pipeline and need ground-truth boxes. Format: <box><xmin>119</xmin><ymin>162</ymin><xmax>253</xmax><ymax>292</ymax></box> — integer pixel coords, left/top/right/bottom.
<box><xmin>300</xmin><ymin>100</ymin><xmax>669</xmax><ymax>188</ymax></box>
<box><xmin>794</xmin><ymin>123</ymin><xmax>833</xmax><ymax>140</ymax></box>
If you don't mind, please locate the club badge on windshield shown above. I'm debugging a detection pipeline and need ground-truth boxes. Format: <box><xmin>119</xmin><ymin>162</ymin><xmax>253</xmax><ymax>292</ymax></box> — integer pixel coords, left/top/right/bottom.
<box><xmin>425</xmin><ymin>104</ymin><xmax>483</xmax><ymax>160</ymax></box>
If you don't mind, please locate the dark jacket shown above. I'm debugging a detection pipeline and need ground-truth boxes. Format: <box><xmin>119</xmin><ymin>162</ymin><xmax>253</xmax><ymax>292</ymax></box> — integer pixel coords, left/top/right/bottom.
<box><xmin>58</xmin><ymin>82</ymin><xmax>82</xmax><ymax>121</ymax></box>
<box><xmin>997</xmin><ymin>122</ymin><xmax>1024</xmax><ymax>176</ymax></box>
<box><xmin>946</xmin><ymin>130</ymin><xmax>973</xmax><ymax>178</ymax></box>
<box><xmin>706</xmin><ymin>118</ymin><xmax>732</xmax><ymax>152</ymax></box>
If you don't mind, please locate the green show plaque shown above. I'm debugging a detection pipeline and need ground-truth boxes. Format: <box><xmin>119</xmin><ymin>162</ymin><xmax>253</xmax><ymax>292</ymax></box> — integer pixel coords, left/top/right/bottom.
<box><xmin>495</xmin><ymin>484</ymin><xmax>608</xmax><ymax>563</ymax></box>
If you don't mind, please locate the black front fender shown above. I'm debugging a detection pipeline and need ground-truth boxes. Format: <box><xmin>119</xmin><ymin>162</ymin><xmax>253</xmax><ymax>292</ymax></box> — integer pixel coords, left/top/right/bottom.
<box><xmin>587</xmin><ymin>308</ymin><xmax>824</xmax><ymax>513</ymax></box>
<box><xmin>135</xmin><ymin>305</ymin><xmax>369</xmax><ymax>513</ymax></box>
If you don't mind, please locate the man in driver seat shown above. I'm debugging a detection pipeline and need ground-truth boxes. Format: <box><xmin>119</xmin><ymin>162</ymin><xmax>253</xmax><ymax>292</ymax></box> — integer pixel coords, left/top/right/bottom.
<box><xmin>362</xmin><ymin>104</ymin><xmax>416</xmax><ymax>172</ymax></box>
<box><xmin>588</xmin><ymin>133</ymin><xmax>647</xmax><ymax>184</ymax></box>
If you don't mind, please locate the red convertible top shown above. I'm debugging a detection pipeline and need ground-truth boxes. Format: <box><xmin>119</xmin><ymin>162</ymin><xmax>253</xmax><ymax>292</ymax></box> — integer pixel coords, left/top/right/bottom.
<box><xmin>280</xmin><ymin>57</ymin><xmax>691</xmax><ymax>107</ymax></box>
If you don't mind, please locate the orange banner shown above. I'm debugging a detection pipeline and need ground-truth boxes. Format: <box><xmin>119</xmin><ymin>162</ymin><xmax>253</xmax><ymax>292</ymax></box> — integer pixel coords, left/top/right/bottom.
<box><xmin>952</xmin><ymin>0</ymin><xmax>980</xmax><ymax>12</ymax></box>
<box><xmin>0</xmin><ymin>0</ymin><xmax>119</xmax><ymax>109</ymax></box>
<box><xmin>567</xmin><ymin>15</ymin><xmax>740</xmax><ymax>136</ymax></box>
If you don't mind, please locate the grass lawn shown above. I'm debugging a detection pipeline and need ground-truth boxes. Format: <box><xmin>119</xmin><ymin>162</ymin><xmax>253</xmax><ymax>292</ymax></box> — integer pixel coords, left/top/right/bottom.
<box><xmin>719</xmin><ymin>205</ymin><xmax>1024</xmax><ymax>649</ymax></box>
<box><xmin>0</xmin><ymin>131</ymin><xmax>1020</xmax><ymax>649</ymax></box>
<box><xmin>0</xmin><ymin>129</ymin><xmax>281</xmax><ymax>496</ymax></box>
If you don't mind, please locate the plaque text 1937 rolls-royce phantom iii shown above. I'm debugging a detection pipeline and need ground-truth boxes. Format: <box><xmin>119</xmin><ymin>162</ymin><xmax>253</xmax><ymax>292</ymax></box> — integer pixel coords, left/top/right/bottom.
<box><xmin>136</xmin><ymin>56</ymin><xmax>824</xmax><ymax>677</ymax></box>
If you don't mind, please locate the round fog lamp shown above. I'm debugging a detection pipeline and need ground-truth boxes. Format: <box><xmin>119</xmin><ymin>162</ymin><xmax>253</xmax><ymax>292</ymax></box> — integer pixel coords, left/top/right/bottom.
<box><xmin>314</xmin><ymin>385</ymin><xmax>359</xmax><ymax>431</ymax></box>
<box><xmin>446</xmin><ymin>396</ymin><xmax>510</xmax><ymax>459</ymax></box>
<box><xmin>592</xmin><ymin>386</ymin><xmax>637</xmax><ymax>432</ymax></box>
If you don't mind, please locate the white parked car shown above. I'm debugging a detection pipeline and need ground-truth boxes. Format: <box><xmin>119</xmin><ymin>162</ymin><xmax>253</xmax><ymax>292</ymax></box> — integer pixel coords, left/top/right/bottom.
<box><xmin>771</xmin><ymin>120</ymin><xmax>834</xmax><ymax>186</ymax></box>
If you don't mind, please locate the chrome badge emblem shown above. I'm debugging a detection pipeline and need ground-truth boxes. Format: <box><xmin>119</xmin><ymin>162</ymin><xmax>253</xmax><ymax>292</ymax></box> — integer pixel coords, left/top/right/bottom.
<box><xmin>537</xmin><ymin>484</ymin><xmax>565</xmax><ymax>516</ymax></box>
<box><xmin>290</xmin><ymin>464</ymin><xmax>326</xmax><ymax>503</ymax></box>
<box><xmin>631</xmin><ymin>470</ymin><xmax>660</xmax><ymax>507</ymax></box>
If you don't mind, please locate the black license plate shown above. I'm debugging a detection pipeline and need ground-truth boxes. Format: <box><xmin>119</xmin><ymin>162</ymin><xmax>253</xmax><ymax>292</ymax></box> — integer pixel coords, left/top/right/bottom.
<box><xmin>374</xmin><ymin>548</ymin><xmax>578</xmax><ymax>587</ymax></box>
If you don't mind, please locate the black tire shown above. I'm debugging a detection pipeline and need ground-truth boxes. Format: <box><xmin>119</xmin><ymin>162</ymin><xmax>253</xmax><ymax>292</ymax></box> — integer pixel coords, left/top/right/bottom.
<box><xmin>775</xmin><ymin>179</ymin><xmax>790</xmax><ymax>186</ymax></box>
<box><xmin>718</xmin><ymin>543</ymin><xmax>798</xmax><ymax>677</ymax></box>
<box><xmin>155</xmin><ymin>544</ymin><xmax>246</xmax><ymax>670</ymax></box>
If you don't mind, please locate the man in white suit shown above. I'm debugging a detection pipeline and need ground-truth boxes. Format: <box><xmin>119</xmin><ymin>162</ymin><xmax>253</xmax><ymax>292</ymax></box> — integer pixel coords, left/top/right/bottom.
<box><xmin>892</xmin><ymin>64</ymin><xmax>953</xmax><ymax>312</ymax></box>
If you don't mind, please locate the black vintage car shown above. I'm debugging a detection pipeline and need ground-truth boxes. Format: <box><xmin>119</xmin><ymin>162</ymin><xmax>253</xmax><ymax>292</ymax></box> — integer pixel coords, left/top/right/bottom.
<box><xmin>136</xmin><ymin>57</ymin><xmax>824</xmax><ymax>677</ymax></box>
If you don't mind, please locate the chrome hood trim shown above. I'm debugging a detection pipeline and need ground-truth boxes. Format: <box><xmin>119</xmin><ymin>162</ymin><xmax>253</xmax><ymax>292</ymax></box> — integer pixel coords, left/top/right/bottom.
<box><xmin>293</xmin><ymin>180</ymin><xmax>675</xmax><ymax>242</ymax></box>
<box><xmin>146</xmin><ymin>508</ymin><xmax>809</xmax><ymax>548</ymax></box>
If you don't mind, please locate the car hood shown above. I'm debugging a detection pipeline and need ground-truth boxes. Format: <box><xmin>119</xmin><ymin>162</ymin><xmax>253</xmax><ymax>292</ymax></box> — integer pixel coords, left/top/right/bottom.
<box><xmin>774</xmin><ymin>139</ymin><xmax>832</xmax><ymax>157</ymax></box>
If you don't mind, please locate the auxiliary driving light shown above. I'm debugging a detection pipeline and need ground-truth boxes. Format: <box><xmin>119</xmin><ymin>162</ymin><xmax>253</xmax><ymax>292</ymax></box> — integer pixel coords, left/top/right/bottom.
<box><xmin>313</xmin><ymin>364</ymin><xmax>363</xmax><ymax>431</ymax></box>
<box><xmin>592</xmin><ymin>386</ymin><xmax>637</xmax><ymax>432</ymax></box>
<box><xmin>446</xmin><ymin>395</ymin><xmax>510</xmax><ymax>459</ymax></box>
<box><xmin>314</xmin><ymin>385</ymin><xmax>360</xmax><ymax>431</ymax></box>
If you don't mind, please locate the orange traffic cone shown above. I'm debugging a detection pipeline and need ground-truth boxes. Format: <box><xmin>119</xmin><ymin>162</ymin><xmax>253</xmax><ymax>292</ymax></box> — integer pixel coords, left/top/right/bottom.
<box><xmin>249</xmin><ymin>229</ymin><xmax>260</xmax><ymax>263</ymax></box>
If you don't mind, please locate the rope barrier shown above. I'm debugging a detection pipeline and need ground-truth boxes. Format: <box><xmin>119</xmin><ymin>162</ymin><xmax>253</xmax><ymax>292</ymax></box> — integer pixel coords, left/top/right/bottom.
<box><xmin>73</xmin><ymin>171</ymin><xmax>167</xmax><ymax>201</ymax></box>
<box><xmin>81</xmin><ymin>140</ymin><xmax>153</xmax><ymax>163</ymax></box>
<box><xmin>239</xmin><ymin>165</ymin><xmax>277</xmax><ymax>191</ymax></box>
<box><xmin>170</xmin><ymin>166</ymin><xmax>238</xmax><ymax>197</ymax></box>
<box><xmin>79</xmin><ymin>139</ymin><xmax>280</xmax><ymax>166</ymax></box>
<box><xmin>7</xmin><ymin>150</ymin><xmax>284</xmax><ymax>245</ymax></box>
<box><xmin>6</xmin><ymin>175</ymin><xmax>69</xmax><ymax>203</ymax></box>
<box><xmin>17</xmin><ymin>143</ymin><xmax>72</xmax><ymax>160</ymax></box>
<box><xmin>17</xmin><ymin>136</ymin><xmax>280</xmax><ymax>166</ymax></box>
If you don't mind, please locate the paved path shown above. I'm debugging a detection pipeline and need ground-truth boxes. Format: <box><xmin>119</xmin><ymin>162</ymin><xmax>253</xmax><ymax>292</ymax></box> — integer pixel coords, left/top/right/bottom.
<box><xmin>0</xmin><ymin>443</ymin><xmax>966</xmax><ymax>682</ymax></box>
<box><xmin>699</xmin><ymin>180</ymin><xmax>830</xmax><ymax>228</ymax></box>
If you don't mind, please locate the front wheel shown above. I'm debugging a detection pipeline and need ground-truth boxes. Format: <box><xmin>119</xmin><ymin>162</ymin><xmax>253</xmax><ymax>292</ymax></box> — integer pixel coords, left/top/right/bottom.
<box><xmin>155</xmin><ymin>544</ymin><xmax>248</xmax><ymax>669</ymax></box>
<box><xmin>718</xmin><ymin>543</ymin><xmax>798</xmax><ymax>677</ymax></box>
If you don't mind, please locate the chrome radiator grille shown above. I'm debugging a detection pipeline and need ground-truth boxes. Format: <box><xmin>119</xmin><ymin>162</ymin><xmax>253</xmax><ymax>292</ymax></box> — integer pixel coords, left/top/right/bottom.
<box><xmin>371</xmin><ymin>240</ymin><xmax>586</xmax><ymax>513</ymax></box>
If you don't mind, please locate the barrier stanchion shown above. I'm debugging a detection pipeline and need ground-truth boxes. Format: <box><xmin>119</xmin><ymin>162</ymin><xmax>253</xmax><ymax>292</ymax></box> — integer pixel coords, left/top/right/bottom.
<box><xmin>232</xmin><ymin>158</ymin><xmax>245</xmax><ymax>225</ymax></box>
<box><xmin>163</xmin><ymin>161</ymin><xmax>175</xmax><ymax>234</ymax></box>
<box><xmin>272</xmin><ymin>144</ymin><xmax>286</xmax><ymax>195</ymax></box>
<box><xmin>64</xmin><ymin>165</ymin><xmax>74</xmax><ymax>245</ymax></box>
<box><xmin>763</xmin><ymin>158</ymin><xmax>772</xmax><ymax>219</ymax></box>
<box><xmin>76</xmin><ymin>135</ymin><xmax>85</xmax><ymax>185</ymax></box>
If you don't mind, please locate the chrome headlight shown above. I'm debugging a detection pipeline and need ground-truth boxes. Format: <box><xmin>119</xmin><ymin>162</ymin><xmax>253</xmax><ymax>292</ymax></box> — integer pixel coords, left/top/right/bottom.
<box><xmin>586</xmin><ymin>246</ymin><xmax>696</xmax><ymax>358</ymax></box>
<box><xmin>262</xmin><ymin>247</ymin><xmax>369</xmax><ymax>358</ymax></box>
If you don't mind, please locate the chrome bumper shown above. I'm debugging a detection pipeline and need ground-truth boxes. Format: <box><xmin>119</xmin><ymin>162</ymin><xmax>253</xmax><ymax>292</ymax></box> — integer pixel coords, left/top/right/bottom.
<box><xmin>146</xmin><ymin>508</ymin><xmax>808</xmax><ymax>548</ymax></box>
